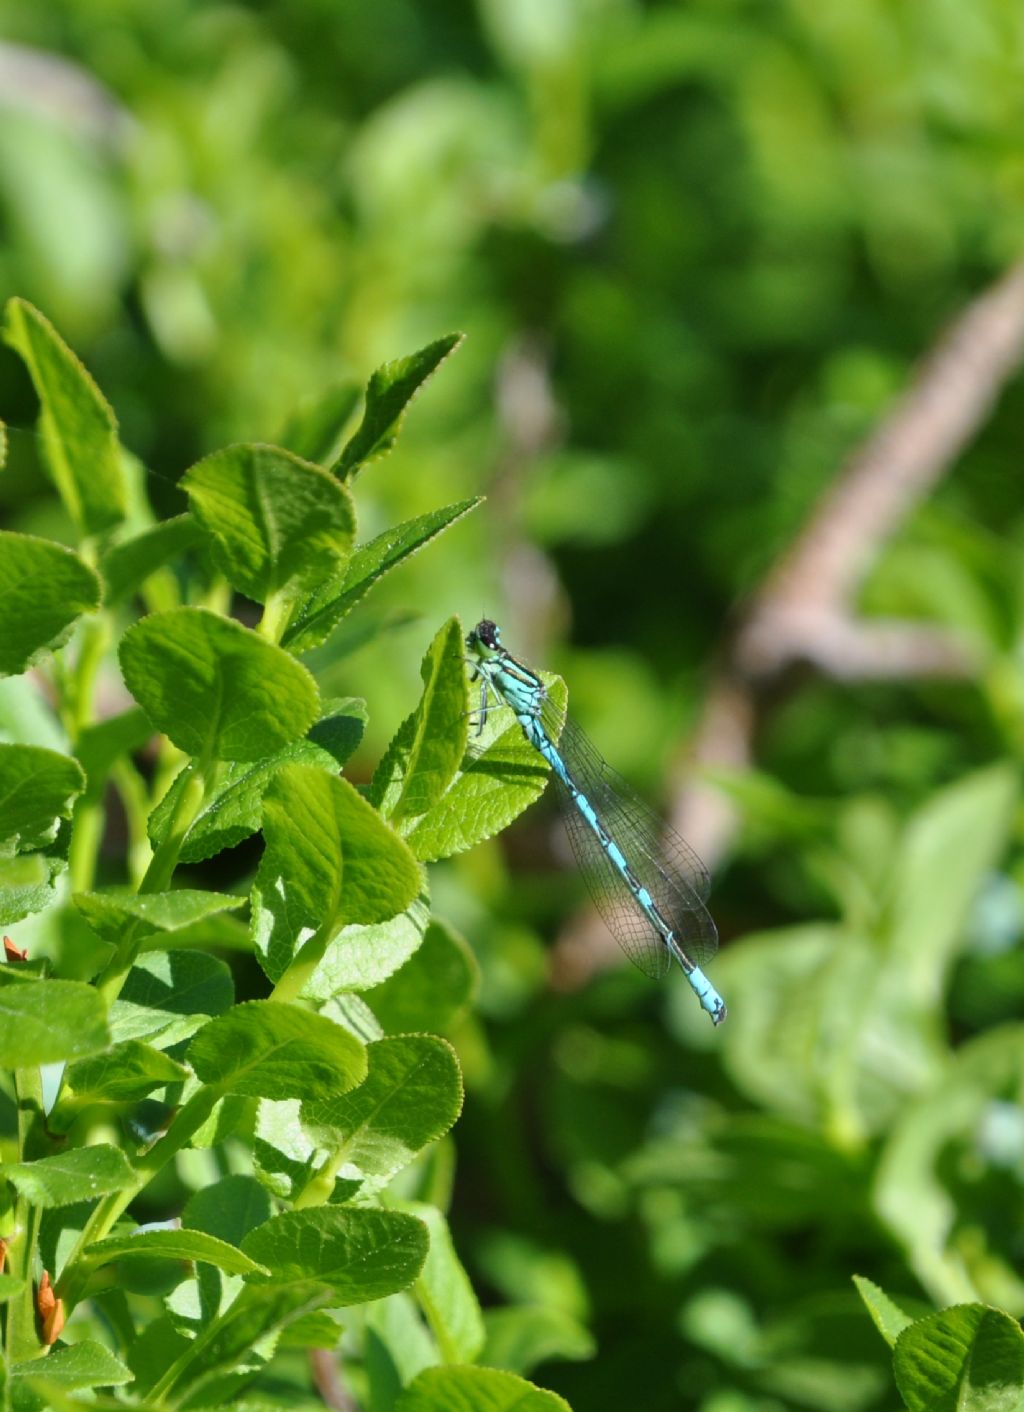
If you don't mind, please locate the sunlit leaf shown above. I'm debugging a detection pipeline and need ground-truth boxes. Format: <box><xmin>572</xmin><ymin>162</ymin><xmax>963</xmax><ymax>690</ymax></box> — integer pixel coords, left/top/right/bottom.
<box><xmin>396</xmin><ymin>1365</ymin><xmax>571</xmax><ymax>1411</ymax></box>
<box><xmin>3</xmin><ymin>297</ymin><xmax>125</xmax><ymax>533</ymax></box>
<box><xmin>0</xmin><ymin>744</ymin><xmax>85</xmax><ymax>849</ymax></box>
<box><xmin>0</xmin><ymin>978</ymin><xmax>108</xmax><ymax>1066</ymax></box>
<box><xmin>188</xmin><ymin>1000</ymin><xmax>366</xmax><ymax>1100</ymax></box>
<box><xmin>283</xmin><ymin>498</ymin><xmax>481</xmax><ymax>653</ymax></box>
<box><xmin>0</xmin><ymin>532</ymin><xmax>101</xmax><ymax>677</ymax></box>
<box><xmin>120</xmin><ymin>607</ymin><xmax>319</xmax><ymax>762</ymax></box>
<box><xmin>183</xmin><ymin>443</ymin><xmax>355</xmax><ymax>605</ymax></box>
<box><xmin>332</xmin><ymin>333</ymin><xmax>462</xmax><ymax>479</ymax></box>
<box><xmin>251</xmin><ymin>764</ymin><xmax>421</xmax><ymax>984</ymax></box>
<box><xmin>5</xmin><ymin>1145</ymin><xmax>135</xmax><ymax>1208</ymax></box>
<box><xmin>893</xmin><ymin>1304</ymin><xmax>1024</xmax><ymax>1412</ymax></box>
<box><xmin>242</xmin><ymin>1207</ymin><xmax>429</xmax><ymax>1304</ymax></box>
<box><xmin>303</xmin><ymin>1035</ymin><xmax>463</xmax><ymax>1183</ymax></box>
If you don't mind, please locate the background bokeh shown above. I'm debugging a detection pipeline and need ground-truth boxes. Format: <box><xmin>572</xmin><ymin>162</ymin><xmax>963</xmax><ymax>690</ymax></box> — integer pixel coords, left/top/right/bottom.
<box><xmin>3</xmin><ymin>2</ymin><xmax>1024</xmax><ymax>1407</ymax></box>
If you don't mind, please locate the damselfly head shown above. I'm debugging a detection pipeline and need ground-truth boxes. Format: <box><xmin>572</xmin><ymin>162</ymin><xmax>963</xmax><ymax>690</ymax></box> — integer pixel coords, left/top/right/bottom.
<box><xmin>468</xmin><ymin>618</ymin><xmax>501</xmax><ymax>653</ymax></box>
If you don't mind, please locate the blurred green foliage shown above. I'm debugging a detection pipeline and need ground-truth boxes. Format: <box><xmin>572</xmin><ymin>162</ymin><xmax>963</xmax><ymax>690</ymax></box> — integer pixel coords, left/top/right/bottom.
<box><xmin>3</xmin><ymin>0</ymin><xmax>1024</xmax><ymax>1407</ymax></box>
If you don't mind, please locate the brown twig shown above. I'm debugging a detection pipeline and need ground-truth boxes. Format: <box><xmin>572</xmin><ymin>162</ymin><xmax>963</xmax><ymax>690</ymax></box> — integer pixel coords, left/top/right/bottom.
<box><xmin>309</xmin><ymin>1348</ymin><xmax>358</xmax><ymax>1411</ymax></box>
<box><xmin>552</xmin><ymin>262</ymin><xmax>1024</xmax><ymax>985</ymax></box>
<box><xmin>674</xmin><ymin>260</ymin><xmax>1024</xmax><ymax>869</ymax></box>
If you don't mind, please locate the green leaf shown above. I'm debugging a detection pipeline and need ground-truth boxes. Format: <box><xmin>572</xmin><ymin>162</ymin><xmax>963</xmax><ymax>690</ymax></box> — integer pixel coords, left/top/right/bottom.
<box><xmin>364</xmin><ymin>918</ymin><xmax>479</xmax><ymax>1033</ymax></box>
<box><xmin>396</xmin><ymin>1365</ymin><xmax>572</xmax><ymax>1412</ymax></box>
<box><xmin>188</xmin><ymin>1000</ymin><xmax>366</xmax><ymax>1100</ymax></box>
<box><xmin>365</xmin><ymin>1292</ymin><xmax>437</xmax><ymax>1401</ymax></box>
<box><xmin>482</xmin><ymin>1305</ymin><xmax>596</xmax><ymax>1375</ymax></box>
<box><xmin>3</xmin><ymin>297</ymin><xmax>125</xmax><ymax>534</ymax></box>
<box><xmin>139</xmin><ymin>910</ymin><xmax>250</xmax><ymax>956</ymax></box>
<box><xmin>63</xmin><ymin>1040</ymin><xmax>189</xmax><ymax>1104</ymax></box>
<box><xmin>0</xmin><ymin>978</ymin><xmax>108</xmax><ymax>1065</ymax></box>
<box><xmin>4</xmin><ymin>1145</ymin><xmax>135</xmax><ymax>1207</ymax></box>
<box><xmin>0</xmin><ymin>1275</ymin><xmax>26</xmax><ymax>1301</ymax></box>
<box><xmin>0</xmin><ymin>840</ymin><xmax>67</xmax><ymax>926</ymax></box>
<box><xmin>853</xmin><ymin>1275</ymin><xmax>914</xmax><ymax>1349</ymax></box>
<box><xmin>119</xmin><ymin>607</ymin><xmax>320</xmax><ymax>762</ymax></box>
<box><xmin>702</xmin><ymin>922</ymin><xmax>892</xmax><ymax>1127</ymax></box>
<box><xmin>0</xmin><ymin>745</ymin><xmax>85</xmax><ymax>849</ymax></box>
<box><xmin>276</xmin><ymin>1309</ymin><xmax>345</xmax><ymax>1350</ymax></box>
<box><xmin>875</xmin><ymin>1025</ymin><xmax>1024</xmax><ymax>1306</ymax></box>
<box><xmin>148</xmin><ymin>698</ymin><xmax>367</xmax><ymax>864</ymax></box>
<box><xmin>303</xmin><ymin>1035</ymin><xmax>463</xmax><ymax>1183</ymax></box>
<box><xmin>321</xmin><ymin>991</ymin><xmax>384</xmax><ymax>1042</ymax></box>
<box><xmin>183</xmin><ymin>1174</ymin><xmax>272</xmax><ymax>1247</ymax></box>
<box><xmin>301</xmin><ymin>890</ymin><xmax>430</xmax><ymax>998</ymax></box>
<box><xmin>887</xmin><ymin>765</ymin><xmax>1018</xmax><ymax>1004</ymax></box>
<box><xmin>392</xmin><ymin>672</ymin><xmax>566</xmax><ymax>863</ymax></box>
<box><xmin>253</xmin><ymin>1097</ymin><xmax>322</xmax><ymax>1202</ymax></box>
<box><xmin>251</xmin><ymin>764</ymin><xmax>422</xmax><ymax>984</ymax></box>
<box><xmin>167</xmin><ymin>1175</ymin><xmax>277</xmax><ymax>1333</ymax></box>
<box><xmin>121</xmin><ymin>1315</ymin><xmax>190</xmax><ymax>1399</ymax></box>
<box><xmin>370</xmin><ymin>618</ymin><xmax>469</xmax><ymax>826</ymax></box>
<box><xmin>11</xmin><ymin>1339</ymin><xmax>132</xmax><ymax>1388</ymax></box>
<box><xmin>110</xmin><ymin>950</ymin><xmax>234</xmax><ymax>1046</ymax></box>
<box><xmin>74</xmin><ymin>888</ymin><xmax>244</xmax><ymax>952</ymax></box>
<box><xmin>332</xmin><ymin>333</ymin><xmax>463</xmax><ymax>480</ymax></box>
<box><xmin>406</xmin><ymin>1201</ymin><xmax>485</xmax><ymax>1364</ymax></box>
<box><xmin>183</xmin><ymin>443</ymin><xmax>356</xmax><ymax>605</ymax></box>
<box><xmin>283</xmin><ymin>498</ymin><xmax>482</xmax><ymax>654</ymax></box>
<box><xmin>241</xmin><ymin>1206</ymin><xmax>428</xmax><ymax>1304</ymax></box>
<box><xmin>277</xmin><ymin>380</ymin><xmax>361</xmax><ymax>464</ymax></box>
<box><xmin>99</xmin><ymin>514</ymin><xmax>201</xmax><ymax>605</ymax></box>
<box><xmin>893</xmin><ymin>1304</ymin><xmax>1024</xmax><ymax>1412</ymax></box>
<box><xmin>84</xmin><ymin>1229</ymin><xmax>269</xmax><ymax>1277</ymax></box>
<box><xmin>75</xmin><ymin>708</ymin><xmax>153</xmax><ymax>796</ymax></box>
<box><xmin>0</xmin><ymin>532</ymin><xmax>101</xmax><ymax>677</ymax></box>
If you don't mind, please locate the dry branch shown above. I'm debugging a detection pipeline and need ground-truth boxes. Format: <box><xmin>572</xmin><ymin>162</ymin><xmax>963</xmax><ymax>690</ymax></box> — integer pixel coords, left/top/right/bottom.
<box><xmin>553</xmin><ymin>262</ymin><xmax>1024</xmax><ymax>986</ymax></box>
<box><xmin>675</xmin><ymin>260</ymin><xmax>1024</xmax><ymax>869</ymax></box>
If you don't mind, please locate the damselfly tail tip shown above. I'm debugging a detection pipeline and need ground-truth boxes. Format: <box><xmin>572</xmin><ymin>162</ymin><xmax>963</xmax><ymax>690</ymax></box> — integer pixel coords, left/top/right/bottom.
<box><xmin>710</xmin><ymin>1000</ymin><xmax>727</xmax><ymax>1026</ymax></box>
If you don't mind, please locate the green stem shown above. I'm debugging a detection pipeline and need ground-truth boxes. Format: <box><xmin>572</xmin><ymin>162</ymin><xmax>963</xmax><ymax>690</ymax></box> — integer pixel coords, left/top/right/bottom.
<box><xmin>269</xmin><ymin>921</ymin><xmax>333</xmax><ymax>1004</ymax></box>
<box><xmin>93</xmin><ymin>756</ymin><xmax>214</xmax><ymax>1007</ymax></box>
<box><xmin>110</xmin><ymin>758</ymin><xmax>151</xmax><ymax>887</ymax></box>
<box><xmin>68</xmin><ymin>798</ymin><xmax>104</xmax><ymax>894</ymax></box>
<box><xmin>256</xmin><ymin>589</ymin><xmax>292</xmax><ymax>644</ymax></box>
<box><xmin>138</xmin><ymin>757</ymin><xmax>212</xmax><ymax>895</ymax></box>
<box><xmin>147</xmin><ymin>1289</ymin><xmax>260</xmax><ymax>1403</ymax></box>
<box><xmin>4</xmin><ymin>1198</ymin><xmax>41</xmax><ymax>1363</ymax></box>
<box><xmin>5</xmin><ymin>1067</ymin><xmax>50</xmax><ymax>1362</ymax></box>
<box><xmin>63</xmin><ymin>615</ymin><xmax>111</xmax><ymax>893</ymax></box>
<box><xmin>56</xmin><ymin>1085</ymin><xmax>220</xmax><ymax>1308</ymax></box>
<box><xmin>66</xmin><ymin>615</ymin><xmax>108</xmax><ymax>739</ymax></box>
<box><xmin>149</xmin><ymin>1287</ymin><xmax>317</xmax><ymax>1405</ymax></box>
<box><xmin>14</xmin><ymin>1065</ymin><xmax>47</xmax><ymax>1163</ymax></box>
<box><xmin>292</xmin><ymin>1147</ymin><xmax>345</xmax><ymax>1210</ymax></box>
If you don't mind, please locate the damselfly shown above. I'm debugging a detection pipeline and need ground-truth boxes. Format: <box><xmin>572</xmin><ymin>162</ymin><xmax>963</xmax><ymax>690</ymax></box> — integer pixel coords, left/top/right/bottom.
<box><xmin>466</xmin><ymin>619</ymin><xmax>726</xmax><ymax>1025</ymax></box>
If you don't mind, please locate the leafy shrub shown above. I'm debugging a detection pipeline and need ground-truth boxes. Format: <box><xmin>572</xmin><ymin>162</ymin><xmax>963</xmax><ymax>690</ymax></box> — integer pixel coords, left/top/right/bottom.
<box><xmin>0</xmin><ymin>299</ymin><xmax>576</xmax><ymax>1410</ymax></box>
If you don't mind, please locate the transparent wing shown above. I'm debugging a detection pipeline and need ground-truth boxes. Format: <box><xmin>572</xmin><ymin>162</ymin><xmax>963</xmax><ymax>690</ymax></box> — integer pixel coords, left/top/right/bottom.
<box><xmin>558</xmin><ymin>781</ymin><xmax>674</xmax><ymax>980</ymax></box>
<box><xmin>543</xmin><ymin>704</ymin><xmax>718</xmax><ymax>972</ymax></box>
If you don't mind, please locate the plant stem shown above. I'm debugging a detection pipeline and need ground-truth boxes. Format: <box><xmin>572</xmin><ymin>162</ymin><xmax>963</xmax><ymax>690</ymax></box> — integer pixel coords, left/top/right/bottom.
<box><xmin>93</xmin><ymin>756</ymin><xmax>214</xmax><ymax>1007</ymax></box>
<box><xmin>292</xmin><ymin>1148</ymin><xmax>344</xmax><ymax>1210</ymax></box>
<box><xmin>4</xmin><ymin>1066</ymin><xmax>49</xmax><ymax>1362</ymax></box>
<box><xmin>66</xmin><ymin>615</ymin><xmax>108</xmax><ymax>740</ymax></box>
<box><xmin>64</xmin><ymin>614</ymin><xmax>111</xmax><ymax>893</ymax></box>
<box><xmin>56</xmin><ymin>1085</ymin><xmax>220</xmax><ymax>1309</ymax></box>
<box><xmin>269</xmin><ymin>920</ymin><xmax>333</xmax><ymax>1004</ymax></box>
<box><xmin>110</xmin><ymin>758</ymin><xmax>151</xmax><ymax>887</ymax></box>
<box><xmin>138</xmin><ymin>758</ymin><xmax>212</xmax><ymax>895</ymax></box>
<box><xmin>257</xmin><ymin>589</ymin><xmax>292</xmax><ymax>644</ymax></box>
<box><xmin>3</xmin><ymin>1197</ymin><xmax>41</xmax><ymax>1363</ymax></box>
<box><xmin>68</xmin><ymin>798</ymin><xmax>104</xmax><ymax>894</ymax></box>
